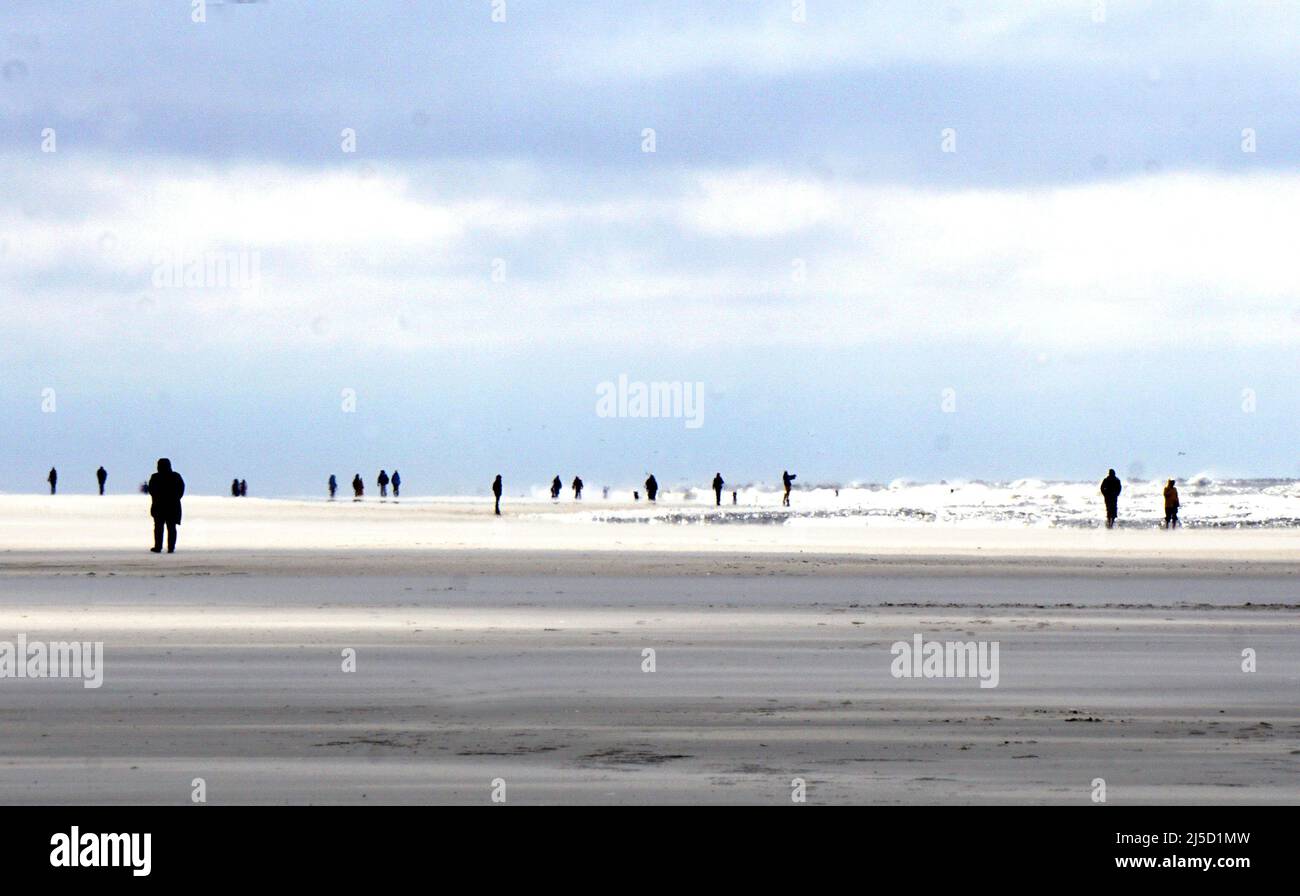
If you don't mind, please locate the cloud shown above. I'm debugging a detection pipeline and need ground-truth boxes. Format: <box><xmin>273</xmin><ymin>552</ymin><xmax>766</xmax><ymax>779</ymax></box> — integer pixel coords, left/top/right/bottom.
<box><xmin>3</xmin><ymin>154</ymin><xmax>1298</xmax><ymax>359</ymax></box>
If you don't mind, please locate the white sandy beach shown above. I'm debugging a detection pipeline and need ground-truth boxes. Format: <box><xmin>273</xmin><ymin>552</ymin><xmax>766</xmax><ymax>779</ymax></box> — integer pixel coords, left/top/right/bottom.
<box><xmin>0</xmin><ymin>495</ymin><xmax>1296</xmax><ymax>804</ymax></box>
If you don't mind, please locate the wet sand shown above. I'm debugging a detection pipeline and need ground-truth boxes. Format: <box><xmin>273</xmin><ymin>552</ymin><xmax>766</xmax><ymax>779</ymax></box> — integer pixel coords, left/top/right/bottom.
<box><xmin>0</xmin><ymin>546</ymin><xmax>1296</xmax><ymax>804</ymax></box>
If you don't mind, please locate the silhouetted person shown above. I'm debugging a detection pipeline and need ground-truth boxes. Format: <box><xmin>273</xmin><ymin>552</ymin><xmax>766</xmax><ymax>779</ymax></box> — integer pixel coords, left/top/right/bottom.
<box><xmin>712</xmin><ymin>473</ymin><xmax>724</xmax><ymax>506</ymax></box>
<box><xmin>378</xmin><ymin>469</ymin><xmax>390</xmax><ymax>498</ymax></box>
<box><xmin>645</xmin><ymin>474</ymin><xmax>658</xmax><ymax>502</ymax></box>
<box><xmin>492</xmin><ymin>474</ymin><xmax>503</xmax><ymax>515</ymax></box>
<box><xmin>782</xmin><ymin>470</ymin><xmax>797</xmax><ymax>506</ymax></box>
<box><xmin>231</xmin><ymin>478</ymin><xmax>240</xmax><ymax>498</ymax></box>
<box><xmin>1164</xmin><ymin>479</ymin><xmax>1180</xmax><ymax>529</ymax></box>
<box><xmin>328</xmin><ymin>474</ymin><xmax>337</xmax><ymax>500</ymax></box>
<box><xmin>148</xmin><ymin>458</ymin><xmax>185</xmax><ymax>554</ymax></box>
<box><xmin>47</xmin><ymin>467</ymin><xmax>57</xmax><ymax>495</ymax></box>
<box><xmin>352</xmin><ymin>474</ymin><xmax>364</xmax><ymax>500</ymax></box>
<box><xmin>551</xmin><ymin>476</ymin><xmax>562</xmax><ymax>500</ymax></box>
<box><xmin>732</xmin><ymin>490</ymin><xmax>737</xmax><ymax>505</ymax></box>
<box><xmin>633</xmin><ymin>491</ymin><xmax>640</xmax><ymax>501</ymax></box>
<box><xmin>1099</xmin><ymin>469</ymin><xmax>1122</xmax><ymax>528</ymax></box>
<box><xmin>572</xmin><ymin>476</ymin><xmax>583</xmax><ymax>500</ymax></box>
<box><xmin>239</xmin><ymin>479</ymin><xmax>247</xmax><ymax>498</ymax></box>
<box><xmin>96</xmin><ymin>466</ymin><xmax>107</xmax><ymax>495</ymax></box>
<box><xmin>392</xmin><ymin>471</ymin><xmax>401</xmax><ymax>498</ymax></box>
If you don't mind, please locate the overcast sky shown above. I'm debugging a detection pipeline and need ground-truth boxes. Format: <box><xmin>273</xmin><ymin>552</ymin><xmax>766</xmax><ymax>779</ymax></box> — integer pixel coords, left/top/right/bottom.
<box><xmin>2</xmin><ymin>1</ymin><xmax>1297</xmax><ymax>495</ymax></box>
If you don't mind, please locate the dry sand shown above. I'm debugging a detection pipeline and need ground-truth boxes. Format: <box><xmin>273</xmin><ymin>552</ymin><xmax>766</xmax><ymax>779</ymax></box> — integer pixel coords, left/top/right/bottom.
<box><xmin>0</xmin><ymin>495</ymin><xmax>1295</xmax><ymax>804</ymax></box>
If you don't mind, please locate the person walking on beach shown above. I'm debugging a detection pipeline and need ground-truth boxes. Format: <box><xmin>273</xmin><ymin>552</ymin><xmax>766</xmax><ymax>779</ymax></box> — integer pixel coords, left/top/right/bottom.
<box><xmin>239</xmin><ymin>479</ymin><xmax>247</xmax><ymax>498</ymax></box>
<box><xmin>352</xmin><ymin>474</ymin><xmax>364</xmax><ymax>500</ymax></box>
<box><xmin>328</xmin><ymin>474</ymin><xmax>337</xmax><ymax>500</ymax></box>
<box><xmin>47</xmin><ymin>467</ymin><xmax>57</xmax><ymax>495</ymax></box>
<box><xmin>1099</xmin><ymin>469</ymin><xmax>1122</xmax><ymax>528</ymax></box>
<box><xmin>572</xmin><ymin>476</ymin><xmax>583</xmax><ymax>500</ymax></box>
<box><xmin>492</xmin><ymin>474</ymin><xmax>503</xmax><ymax>515</ymax></box>
<box><xmin>378</xmin><ymin>469</ymin><xmax>390</xmax><ymax>498</ymax></box>
<box><xmin>391</xmin><ymin>471</ymin><xmax>401</xmax><ymax>498</ymax></box>
<box><xmin>1163</xmin><ymin>479</ymin><xmax>1180</xmax><ymax>529</ymax></box>
<box><xmin>712</xmin><ymin>472</ymin><xmax>724</xmax><ymax>506</ymax></box>
<box><xmin>148</xmin><ymin>458</ymin><xmax>185</xmax><ymax>554</ymax></box>
<box><xmin>96</xmin><ymin>466</ymin><xmax>107</xmax><ymax>495</ymax></box>
<box><xmin>231</xmin><ymin>478</ymin><xmax>240</xmax><ymax>497</ymax></box>
<box><xmin>551</xmin><ymin>476</ymin><xmax>562</xmax><ymax>500</ymax></box>
<box><xmin>782</xmin><ymin>470</ymin><xmax>797</xmax><ymax>507</ymax></box>
<box><xmin>645</xmin><ymin>474</ymin><xmax>658</xmax><ymax>502</ymax></box>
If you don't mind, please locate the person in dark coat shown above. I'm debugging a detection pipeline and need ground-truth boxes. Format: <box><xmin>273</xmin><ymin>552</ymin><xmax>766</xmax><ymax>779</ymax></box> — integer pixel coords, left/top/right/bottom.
<box><xmin>550</xmin><ymin>476</ymin><xmax>562</xmax><ymax>500</ymax></box>
<box><xmin>391</xmin><ymin>471</ymin><xmax>401</xmax><ymax>498</ymax></box>
<box><xmin>148</xmin><ymin>458</ymin><xmax>185</xmax><ymax>553</ymax></box>
<box><xmin>1163</xmin><ymin>479</ymin><xmax>1180</xmax><ymax>529</ymax></box>
<box><xmin>712</xmin><ymin>472</ymin><xmax>724</xmax><ymax>507</ymax></box>
<box><xmin>378</xmin><ymin>470</ymin><xmax>390</xmax><ymax>498</ymax></box>
<box><xmin>47</xmin><ymin>467</ymin><xmax>57</xmax><ymax>495</ymax></box>
<box><xmin>231</xmin><ymin>478</ymin><xmax>240</xmax><ymax>497</ymax></box>
<box><xmin>96</xmin><ymin>466</ymin><xmax>108</xmax><ymax>495</ymax></box>
<box><xmin>782</xmin><ymin>470</ymin><xmax>797</xmax><ymax>507</ymax></box>
<box><xmin>239</xmin><ymin>479</ymin><xmax>247</xmax><ymax>497</ymax></box>
<box><xmin>1099</xmin><ymin>469</ymin><xmax>1122</xmax><ymax>528</ymax></box>
<box><xmin>328</xmin><ymin>474</ymin><xmax>338</xmax><ymax>499</ymax></box>
<box><xmin>645</xmin><ymin>474</ymin><xmax>658</xmax><ymax>502</ymax></box>
<box><xmin>352</xmin><ymin>474</ymin><xmax>364</xmax><ymax>500</ymax></box>
<box><xmin>492</xmin><ymin>474</ymin><xmax>503</xmax><ymax>515</ymax></box>
<box><xmin>572</xmin><ymin>476</ymin><xmax>583</xmax><ymax>500</ymax></box>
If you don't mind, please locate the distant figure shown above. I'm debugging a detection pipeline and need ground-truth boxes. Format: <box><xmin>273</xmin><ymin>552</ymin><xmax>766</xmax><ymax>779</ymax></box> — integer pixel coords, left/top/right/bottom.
<box><xmin>633</xmin><ymin>491</ymin><xmax>640</xmax><ymax>501</ymax></box>
<box><xmin>47</xmin><ymin>467</ymin><xmax>57</xmax><ymax>495</ymax></box>
<box><xmin>492</xmin><ymin>474</ymin><xmax>503</xmax><ymax>515</ymax></box>
<box><xmin>96</xmin><ymin>466</ymin><xmax>107</xmax><ymax>495</ymax></box>
<box><xmin>551</xmin><ymin>476</ymin><xmax>562</xmax><ymax>500</ymax></box>
<box><xmin>645</xmin><ymin>474</ymin><xmax>658</xmax><ymax>502</ymax></box>
<box><xmin>352</xmin><ymin>474</ymin><xmax>364</xmax><ymax>500</ymax></box>
<box><xmin>328</xmin><ymin>474</ymin><xmax>337</xmax><ymax>500</ymax></box>
<box><xmin>1163</xmin><ymin>479</ymin><xmax>1180</xmax><ymax>529</ymax></box>
<box><xmin>391</xmin><ymin>471</ymin><xmax>401</xmax><ymax>498</ymax></box>
<box><xmin>602</xmin><ymin>486</ymin><xmax>609</xmax><ymax>499</ymax></box>
<box><xmin>231</xmin><ymin>478</ymin><xmax>240</xmax><ymax>498</ymax></box>
<box><xmin>732</xmin><ymin>490</ymin><xmax>737</xmax><ymax>505</ymax></box>
<box><xmin>572</xmin><ymin>476</ymin><xmax>583</xmax><ymax>500</ymax></box>
<box><xmin>782</xmin><ymin>470</ymin><xmax>797</xmax><ymax>506</ymax></box>
<box><xmin>239</xmin><ymin>479</ymin><xmax>247</xmax><ymax>498</ymax></box>
<box><xmin>378</xmin><ymin>469</ymin><xmax>390</xmax><ymax>498</ymax></box>
<box><xmin>147</xmin><ymin>458</ymin><xmax>185</xmax><ymax>554</ymax></box>
<box><xmin>1099</xmin><ymin>469</ymin><xmax>1122</xmax><ymax>528</ymax></box>
<box><xmin>712</xmin><ymin>473</ymin><xmax>724</xmax><ymax>506</ymax></box>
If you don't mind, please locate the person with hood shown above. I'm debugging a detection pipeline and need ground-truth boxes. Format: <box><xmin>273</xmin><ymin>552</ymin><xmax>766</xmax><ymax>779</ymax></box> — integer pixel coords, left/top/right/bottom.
<box><xmin>1163</xmin><ymin>479</ymin><xmax>1180</xmax><ymax>529</ymax></box>
<box><xmin>782</xmin><ymin>470</ymin><xmax>797</xmax><ymax>507</ymax></box>
<box><xmin>391</xmin><ymin>471</ymin><xmax>401</xmax><ymax>498</ymax></box>
<box><xmin>645</xmin><ymin>474</ymin><xmax>658</xmax><ymax>502</ymax></box>
<box><xmin>96</xmin><ymin>466</ymin><xmax>108</xmax><ymax>495</ymax></box>
<box><xmin>328</xmin><ymin>474</ymin><xmax>338</xmax><ymax>500</ymax></box>
<box><xmin>352</xmin><ymin>474</ymin><xmax>364</xmax><ymax>500</ymax></box>
<box><xmin>550</xmin><ymin>476</ymin><xmax>562</xmax><ymax>500</ymax></box>
<box><xmin>492</xmin><ymin>474</ymin><xmax>503</xmax><ymax>515</ymax></box>
<box><xmin>572</xmin><ymin>476</ymin><xmax>583</xmax><ymax>500</ymax></box>
<box><xmin>712</xmin><ymin>472</ymin><xmax>724</xmax><ymax>507</ymax></box>
<box><xmin>148</xmin><ymin>458</ymin><xmax>185</xmax><ymax>553</ymax></box>
<box><xmin>1099</xmin><ymin>469</ymin><xmax>1122</xmax><ymax>528</ymax></box>
<box><xmin>378</xmin><ymin>469</ymin><xmax>390</xmax><ymax>498</ymax></box>
<box><xmin>47</xmin><ymin>467</ymin><xmax>57</xmax><ymax>495</ymax></box>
